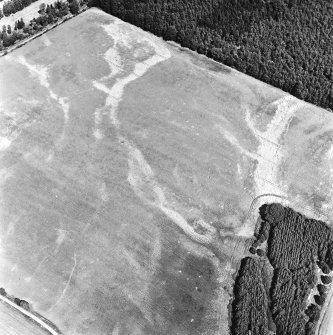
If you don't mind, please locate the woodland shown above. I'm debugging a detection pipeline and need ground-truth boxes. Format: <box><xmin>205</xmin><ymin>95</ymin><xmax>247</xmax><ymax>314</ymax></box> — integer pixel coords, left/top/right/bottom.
<box><xmin>0</xmin><ymin>0</ymin><xmax>80</xmax><ymax>49</ymax></box>
<box><xmin>232</xmin><ymin>204</ymin><xmax>333</xmax><ymax>335</ymax></box>
<box><xmin>95</xmin><ymin>0</ymin><xmax>333</xmax><ymax>110</ymax></box>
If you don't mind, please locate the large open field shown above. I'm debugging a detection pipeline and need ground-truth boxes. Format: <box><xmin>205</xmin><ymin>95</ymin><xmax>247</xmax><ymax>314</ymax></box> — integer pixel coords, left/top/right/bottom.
<box><xmin>0</xmin><ymin>7</ymin><xmax>333</xmax><ymax>335</ymax></box>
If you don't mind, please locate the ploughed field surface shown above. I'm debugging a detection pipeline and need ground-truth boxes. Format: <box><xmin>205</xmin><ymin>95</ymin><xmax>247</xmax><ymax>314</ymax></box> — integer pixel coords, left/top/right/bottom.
<box><xmin>1</xmin><ymin>8</ymin><xmax>333</xmax><ymax>335</ymax></box>
<box><xmin>0</xmin><ymin>300</ymin><xmax>49</xmax><ymax>335</ymax></box>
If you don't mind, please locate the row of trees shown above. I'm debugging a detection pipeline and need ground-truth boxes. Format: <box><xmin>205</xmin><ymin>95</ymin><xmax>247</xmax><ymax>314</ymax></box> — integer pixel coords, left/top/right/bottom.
<box><xmin>1</xmin><ymin>23</ymin><xmax>26</xmax><ymax>47</ymax></box>
<box><xmin>0</xmin><ymin>0</ymin><xmax>81</xmax><ymax>20</ymax></box>
<box><xmin>2</xmin><ymin>0</ymin><xmax>38</xmax><ymax>17</ymax></box>
<box><xmin>0</xmin><ymin>287</ymin><xmax>30</xmax><ymax>311</ymax></box>
<box><xmin>95</xmin><ymin>0</ymin><xmax>333</xmax><ymax>110</ymax></box>
<box><xmin>0</xmin><ymin>0</ymin><xmax>81</xmax><ymax>50</ymax></box>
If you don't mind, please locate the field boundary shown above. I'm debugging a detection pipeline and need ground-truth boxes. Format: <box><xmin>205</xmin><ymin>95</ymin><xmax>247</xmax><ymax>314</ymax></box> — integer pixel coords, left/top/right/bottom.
<box><xmin>0</xmin><ymin>294</ymin><xmax>61</xmax><ymax>335</ymax></box>
<box><xmin>0</xmin><ymin>6</ymin><xmax>87</xmax><ymax>57</ymax></box>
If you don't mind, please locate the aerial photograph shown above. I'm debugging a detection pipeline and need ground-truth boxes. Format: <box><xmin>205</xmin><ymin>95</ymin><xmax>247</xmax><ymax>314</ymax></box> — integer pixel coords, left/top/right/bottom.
<box><xmin>0</xmin><ymin>0</ymin><xmax>332</xmax><ymax>334</ymax></box>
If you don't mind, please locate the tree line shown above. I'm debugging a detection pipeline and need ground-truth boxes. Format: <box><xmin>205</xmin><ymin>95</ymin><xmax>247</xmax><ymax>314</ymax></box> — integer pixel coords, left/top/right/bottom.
<box><xmin>0</xmin><ymin>0</ymin><xmax>82</xmax><ymax>50</ymax></box>
<box><xmin>93</xmin><ymin>0</ymin><xmax>333</xmax><ymax>110</ymax></box>
<box><xmin>0</xmin><ymin>287</ymin><xmax>31</xmax><ymax>311</ymax></box>
<box><xmin>2</xmin><ymin>0</ymin><xmax>38</xmax><ymax>17</ymax></box>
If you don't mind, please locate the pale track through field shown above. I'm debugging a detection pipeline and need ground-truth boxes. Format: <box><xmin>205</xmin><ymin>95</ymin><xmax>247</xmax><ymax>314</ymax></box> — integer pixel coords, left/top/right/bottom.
<box><xmin>12</xmin><ymin>55</ymin><xmax>69</xmax><ymax>161</ymax></box>
<box><xmin>220</xmin><ymin>95</ymin><xmax>304</xmax><ymax>238</ymax></box>
<box><xmin>90</xmin><ymin>19</ymin><xmax>222</xmax><ymax>332</ymax></box>
<box><xmin>247</xmin><ymin>96</ymin><xmax>303</xmax><ymax>196</ymax></box>
<box><xmin>92</xmin><ymin>15</ymin><xmax>219</xmax><ymax>248</ymax></box>
<box><xmin>225</xmin><ymin>96</ymin><xmax>333</xmax><ymax>335</ymax></box>
<box><xmin>221</xmin><ymin>96</ymin><xmax>327</xmax><ymax>284</ymax></box>
<box><xmin>0</xmin><ymin>295</ymin><xmax>60</xmax><ymax>335</ymax></box>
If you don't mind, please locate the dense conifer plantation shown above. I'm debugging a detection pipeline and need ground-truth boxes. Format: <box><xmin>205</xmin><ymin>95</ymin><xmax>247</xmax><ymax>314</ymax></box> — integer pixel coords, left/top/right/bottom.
<box><xmin>95</xmin><ymin>0</ymin><xmax>333</xmax><ymax>110</ymax></box>
<box><xmin>231</xmin><ymin>204</ymin><xmax>333</xmax><ymax>335</ymax></box>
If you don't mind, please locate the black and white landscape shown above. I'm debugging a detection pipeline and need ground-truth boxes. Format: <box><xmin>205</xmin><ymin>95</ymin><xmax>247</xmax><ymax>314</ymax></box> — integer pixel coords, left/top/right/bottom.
<box><xmin>0</xmin><ymin>2</ymin><xmax>332</xmax><ymax>335</ymax></box>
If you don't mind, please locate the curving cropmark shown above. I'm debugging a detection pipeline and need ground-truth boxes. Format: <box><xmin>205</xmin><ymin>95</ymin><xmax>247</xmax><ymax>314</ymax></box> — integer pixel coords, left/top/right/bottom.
<box><xmin>93</xmin><ymin>18</ymin><xmax>218</xmax><ymax>246</ymax></box>
<box><xmin>15</xmin><ymin>56</ymin><xmax>70</xmax><ymax>161</ymax></box>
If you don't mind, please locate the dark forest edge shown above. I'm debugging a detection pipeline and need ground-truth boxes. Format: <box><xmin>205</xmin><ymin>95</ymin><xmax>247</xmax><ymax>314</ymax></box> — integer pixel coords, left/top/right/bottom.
<box><xmin>90</xmin><ymin>0</ymin><xmax>333</xmax><ymax>110</ymax></box>
<box><xmin>231</xmin><ymin>203</ymin><xmax>333</xmax><ymax>335</ymax></box>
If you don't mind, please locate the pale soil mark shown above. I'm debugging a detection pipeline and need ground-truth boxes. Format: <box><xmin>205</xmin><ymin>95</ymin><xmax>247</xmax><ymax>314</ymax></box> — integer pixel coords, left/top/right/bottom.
<box><xmin>223</xmin><ymin>95</ymin><xmax>303</xmax><ymax>197</ymax></box>
<box><xmin>41</xmin><ymin>34</ymin><xmax>52</xmax><ymax>46</ymax></box>
<box><xmin>221</xmin><ymin>96</ymin><xmax>303</xmax><ymax>237</ymax></box>
<box><xmin>16</xmin><ymin>56</ymin><xmax>70</xmax><ymax>126</ymax></box>
<box><xmin>317</xmin><ymin>284</ymin><xmax>333</xmax><ymax>335</ymax></box>
<box><xmin>0</xmin><ymin>137</ymin><xmax>11</xmax><ymax>151</ymax></box>
<box><xmin>47</xmin><ymin>252</ymin><xmax>77</xmax><ymax>312</ymax></box>
<box><xmin>111</xmin><ymin>323</ymin><xmax>120</xmax><ymax>335</ymax></box>
<box><xmin>126</xmin><ymin>142</ymin><xmax>217</xmax><ymax>245</ymax></box>
<box><xmin>92</xmin><ymin>16</ymin><xmax>218</xmax><ymax>245</ymax></box>
<box><xmin>24</xmin><ymin>254</ymin><xmax>48</xmax><ymax>283</ymax></box>
<box><xmin>249</xmin><ymin>96</ymin><xmax>304</xmax><ymax>196</ymax></box>
<box><xmin>15</xmin><ymin>56</ymin><xmax>69</xmax><ymax>160</ymax></box>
